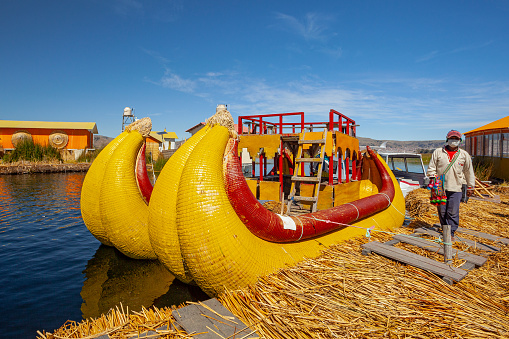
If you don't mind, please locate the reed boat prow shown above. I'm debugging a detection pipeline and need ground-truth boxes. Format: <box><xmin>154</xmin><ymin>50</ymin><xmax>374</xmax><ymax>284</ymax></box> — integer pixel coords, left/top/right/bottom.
<box><xmin>82</xmin><ymin>108</ymin><xmax>405</xmax><ymax>296</ymax></box>
<box><xmin>171</xmin><ymin>110</ymin><xmax>405</xmax><ymax>296</ymax></box>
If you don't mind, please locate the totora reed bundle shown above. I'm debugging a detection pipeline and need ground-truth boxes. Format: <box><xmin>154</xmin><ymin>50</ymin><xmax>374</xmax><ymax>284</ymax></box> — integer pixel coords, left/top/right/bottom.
<box><xmin>41</xmin><ymin>188</ymin><xmax>509</xmax><ymax>338</ymax></box>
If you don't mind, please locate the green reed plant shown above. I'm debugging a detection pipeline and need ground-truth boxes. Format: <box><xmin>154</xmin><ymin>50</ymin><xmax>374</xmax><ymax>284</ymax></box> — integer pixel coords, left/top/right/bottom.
<box><xmin>473</xmin><ymin>157</ymin><xmax>495</xmax><ymax>181</ymax></box>
<box><xmin>3</xmin><ymin>139</ymin><xmax>62</xmax><ymax>163</ymax></box>
<box><xmin>76</xmin><ymin>148</ymin><xmax>103</xmax><ymax>163</ymax></box>
<box><xmin>153</xmin><ymin>156</ymin><xmax>168</xmax><ymax>173</ymax></box>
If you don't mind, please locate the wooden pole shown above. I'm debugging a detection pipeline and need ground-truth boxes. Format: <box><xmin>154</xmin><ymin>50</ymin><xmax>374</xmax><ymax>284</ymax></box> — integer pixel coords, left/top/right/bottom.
<box><xmin>476</xmin><ymin>178</ymin><xmax>495</xmax><ymax>198</ymax></box>
<box><xmin>443</xmin><ymin>224</ymin><xmax>453</xmax><ymax>265</ymax></box>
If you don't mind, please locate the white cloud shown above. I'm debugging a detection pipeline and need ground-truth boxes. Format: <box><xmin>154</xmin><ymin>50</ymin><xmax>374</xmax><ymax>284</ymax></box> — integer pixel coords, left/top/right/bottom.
<box><xmin>159</xmin><ymin>71</ymin><xmax>195</xmax><ymax>93</ymax></box>
<box><xmin>416</xmin><ymin>50</ymin><xmax>439</xmax><ymax>63</ymax></box>
<box><xmin>113</xmin><ymin>0</ymin><xmax>142</xmax><ymax>16</ymax></box>
<box><xmin>140</xmin><ymin>48</ymin><xmax>171</xmax><ymax>64</ymax></box>
<box><xmin>112</xmin><ymin>0</ymin><xmax>183</xmax><ymax>21</ymax></box>
<box><xmin>273</xmin><ymin>12</ymin><xmax>332</xmax><ymax>42</ymax></box>
<box><xmin>149</xmin><ymin>68</ymin><xmax>509</xmax><ymax>140</ymax></box>
<box><xmin>416</xmin><ymin>40</ymin><xmax>494</xmax><ymax>63</ymax></box>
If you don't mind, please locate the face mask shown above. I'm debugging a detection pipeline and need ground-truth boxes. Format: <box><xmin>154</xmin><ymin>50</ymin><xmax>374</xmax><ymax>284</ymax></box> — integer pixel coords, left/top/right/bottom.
<box><xmin>448</xmin><ymin>140</ymin><xmax>460</xmax><ymax>148</ymax></box>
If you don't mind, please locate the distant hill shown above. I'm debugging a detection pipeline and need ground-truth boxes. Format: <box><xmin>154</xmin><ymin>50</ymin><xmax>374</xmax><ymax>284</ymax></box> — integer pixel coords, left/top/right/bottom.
<box><xmin>94</xmin><ymin>135</ymin><xmax>114</xmax><ymax>149</ymax></box>
<box><xmin>357</xmin><ymin>137</ymin><xmax>444</xmax><ymax>153</ymax></box>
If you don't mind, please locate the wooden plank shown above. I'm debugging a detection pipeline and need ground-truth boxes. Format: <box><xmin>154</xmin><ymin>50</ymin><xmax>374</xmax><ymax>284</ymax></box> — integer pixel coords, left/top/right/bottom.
<box><xmin>452</xmin><ymin>226</ymin><xmax>509</xmax><ymax>245</ymax></box>
<box><xmin>201</xmin><ymin>299</ymin><xmax>258</xmax><ymax>338</ymax></box>
<box><xmin>172</xmin><ymin>299</ymin><xmax>258</xmax><ymax>339</ymax></box>
<box><xmin>291</xmin><ymin>176</ymin><xmax>320</xmax><ymax>182</ymax></box>
<box><xmin>415</xmin><ymin>227</ymin><xmax>500</xmax><ymax>252</ymax></box>
<box><xmin>393</xmin><ymin>235</ymin><xmax>487</xmax><ymax>267</ymax></box>
<box><xmin>292</xmin><ymin>196</ymin><xmax>318</xmax><ymax>202</ymax></box>
<box><xmin>362</xmin><ymin>241</ymin><xmax>468</xmax><ymax>281</ymax></box>
<box><xmin>383</xmin><ymin>239</ymin><xmax>401</xmax><ymax>246</ymax></box>
<box><xmin>461</xmin><ymin>262</ymin><xmax>476</xmax><ymax>271</ymax></box>
<box><xmin>298</xmin><ymin>139</ymin><xmax>326</xmax><ymax>144</ymax></box>
<box><xmin>296</xmin><ymin>157</ymin><xmax>322</xmax><ymax>162</ymax></box>
<box><xmin>172</xmin><ymin>304</ymin><xmax>216</xmax><ymax>338</ymax></box>
<box><xmin>432</xmin><ymin>223</ymin><xmax>509</xmax><ymax>244</ymax></box>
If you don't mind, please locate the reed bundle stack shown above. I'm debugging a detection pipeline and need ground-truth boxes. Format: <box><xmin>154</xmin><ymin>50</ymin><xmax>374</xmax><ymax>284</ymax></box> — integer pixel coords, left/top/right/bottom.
<box><xmin>41</xmin><ymin>188</ymin><xmax>509</xmax><ymax>338</ymax></box>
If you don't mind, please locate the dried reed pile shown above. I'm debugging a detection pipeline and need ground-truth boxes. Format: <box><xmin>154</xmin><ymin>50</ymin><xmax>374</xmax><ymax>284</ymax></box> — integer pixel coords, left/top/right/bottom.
<box><xmin>37</xmin><ymin>304</ymin><xmax>193</xmax><ymax>339</ymax></box>
<box><xmin>262</xmin><ymin>200</ymin><xmax>288</xmax><ymax>214</ymax></box>
<box><xmin>219</xmin><ymin>188</ymin><xmax>509</xmax><ymax>338</ymax></box>
<box><xmin>406</xmin><ymin>188</ymin><xmax>509</xmax><ymax>239</ymax></box>
<box><xmin>41</xmin><ymin>188</ymin><xmax>509</xmax><ymax>338</ymax></box>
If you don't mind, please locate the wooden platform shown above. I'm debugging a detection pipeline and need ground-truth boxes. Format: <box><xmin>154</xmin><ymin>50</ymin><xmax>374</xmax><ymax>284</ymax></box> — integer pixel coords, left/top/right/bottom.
<box><xmin>432</xmin><ymin>223</ymin><xmax>509</xmax><ymax>245</ymax></box>
<box><xmin>362</xmin><ymin>241</ymin><xmax>468</xmax><ymax>283</ymax></box>
<box><xmin>470</xmin><ymin>194</ymin><xmax>501</xmax><ymax>203</ymax></box>
<box><xmin>416</xmin><ymin>227</ymin><xmax>501</xmax><ymax>252</ymax></box>
<box><xmin>391</xmin><ymin>234</ymin><xmax>487</xmax><ymax>267</ymax></box>
<box><xmin>362</xmin><ymin>225</ymin><xmax>508</xmax><ymax>285</ymax></box>
<box><xmin>93</xmin><ymin>298</ymin><xmax>258</xmax><ymax>339</ymax></box>
<box><xmin>172</xmin><ymin>298</ymin><xmax>259</xmax><ymax>338</ymax></box>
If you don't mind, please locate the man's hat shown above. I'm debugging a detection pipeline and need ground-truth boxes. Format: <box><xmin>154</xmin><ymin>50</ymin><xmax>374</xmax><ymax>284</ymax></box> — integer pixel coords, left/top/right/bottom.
<box><xmin>446</xmin><ymin>130</ymin><xmax>462</xmax><ymax>139</ymax></box>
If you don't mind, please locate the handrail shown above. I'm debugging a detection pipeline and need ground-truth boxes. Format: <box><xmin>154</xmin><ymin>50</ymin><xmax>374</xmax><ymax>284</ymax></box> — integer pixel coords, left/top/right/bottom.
<box><xmin>237</xmin><ymin>110</ymin><xmax>356</xmax><ymax>136</ymax></box>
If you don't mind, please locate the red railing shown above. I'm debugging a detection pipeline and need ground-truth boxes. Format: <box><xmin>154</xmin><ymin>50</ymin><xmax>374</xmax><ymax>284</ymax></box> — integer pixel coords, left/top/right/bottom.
<box><xmin>237</xmin><ymin>109</ymin><xmax>356</xmax><ymax>136</ymax></box>
<box><xmin>237</xmin><ymin>109</ymin><xmax>358</xmax><ymax>196</ymax></box>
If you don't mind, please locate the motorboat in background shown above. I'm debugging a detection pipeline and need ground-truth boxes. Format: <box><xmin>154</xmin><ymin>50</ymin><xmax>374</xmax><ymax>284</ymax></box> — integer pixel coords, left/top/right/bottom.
<box><xmin>378</xmin><ymin>152</ymin><xmax>429</xmax><ymax>197</ymax></box>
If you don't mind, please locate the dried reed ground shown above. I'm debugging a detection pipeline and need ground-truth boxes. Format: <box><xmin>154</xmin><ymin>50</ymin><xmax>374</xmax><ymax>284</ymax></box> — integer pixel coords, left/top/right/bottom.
<box><xmin>41</xmin><ymin>188</ymin><xmax>509</xmax><ymax>339</ymax></box>
<box><xmin>220</xmin><ymin>188</ymin><xmax>509</xmax><ymax>338</ymax></box>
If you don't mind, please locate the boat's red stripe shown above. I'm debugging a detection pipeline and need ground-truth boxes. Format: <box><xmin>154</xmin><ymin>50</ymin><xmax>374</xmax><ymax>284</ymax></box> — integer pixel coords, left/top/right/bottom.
<box><xmin>135</xmin><ymin>143</ymin><xmax>153</xmax><ymax>204</ymax></box>
<box><xmin>224</xmin><ymin>141</ymin><xmax>395</xmax><ymax>243</ymax></box>
<box><xmin>400</xmin><ymin>180</ymin><xmax>420</xmax><ymax>186</ymax></box>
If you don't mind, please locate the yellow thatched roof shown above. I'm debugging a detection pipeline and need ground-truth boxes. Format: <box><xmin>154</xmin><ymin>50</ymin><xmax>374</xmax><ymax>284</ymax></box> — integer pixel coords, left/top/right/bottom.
<box><xmin>148</xmin><ymin>131</ymin><xmax>178</xmax><ymax>143</ymax></box>
<box><xmin>465</xmin><ymin>116</ymin><xmax>509</xmax><ymax>135</ymax></box>
<box><xmin>148</xmin><ymin>132</ymin><xmax>163</xmax><ymax>143</ymax></box>
<box><xmin>0</xmin><ymin>120</ymin><xmax>98</xmax><ymax>134</ymax></box>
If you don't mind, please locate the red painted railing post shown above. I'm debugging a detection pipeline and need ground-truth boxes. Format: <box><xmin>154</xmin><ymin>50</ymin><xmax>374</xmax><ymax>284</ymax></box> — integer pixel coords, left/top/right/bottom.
<box><xmin>279</xmin><ymin>116</ymin><xmax>284</xmax><ymax>198</ymax></box>
<box><xmin>327</xmin><ymin>110</ymin><xmax>334</xmax><ymax>185</ymax></box>
<box><xmin>345</xmin><ymin>157</ymin><xmax>350</xmax><ymax>183</ymax></box>
<box><xmin>352</xmin><ymin>155</ymin><xmax>357</xmax><ymax>180</ymax></box>
<box><xmin>338</xmin><ymin>154</ymin><xmax>342</xmax><ymax>184</ymax></box>
<box><xmin>259</xmin><ymin>153</ymin><xmax>263</xmax><ymax>181</ymax></box>
<box><xmin>264</xmin><ymin>153</ymin><xmax>267</xmax><ymax>177</ymax></box>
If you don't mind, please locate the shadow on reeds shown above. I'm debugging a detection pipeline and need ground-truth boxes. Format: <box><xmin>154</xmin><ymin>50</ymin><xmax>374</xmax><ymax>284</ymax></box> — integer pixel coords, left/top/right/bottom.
<box><xmin>81</xmin><ymin>245</ymin><xmax>208</xmax><ymax>320</ymax></box>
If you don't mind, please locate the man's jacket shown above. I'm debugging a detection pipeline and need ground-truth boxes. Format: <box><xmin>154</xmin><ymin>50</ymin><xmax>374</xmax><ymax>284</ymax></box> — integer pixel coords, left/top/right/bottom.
<box><xmin>426</xmin><ymin>147</ymin><xmax>476</xmax><ymax>192</ymax></box>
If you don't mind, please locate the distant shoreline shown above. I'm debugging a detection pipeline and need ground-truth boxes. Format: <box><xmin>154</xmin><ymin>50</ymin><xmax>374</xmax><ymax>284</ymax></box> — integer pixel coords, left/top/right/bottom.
<box><xmin>0</xmin><ymin>162</ymin><xmax>91</xmax><ymax>175</ymax></box>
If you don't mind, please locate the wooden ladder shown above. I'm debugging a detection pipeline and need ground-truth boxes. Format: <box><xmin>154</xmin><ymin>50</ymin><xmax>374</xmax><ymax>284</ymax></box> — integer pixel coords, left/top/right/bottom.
<box><xmin>286</xmin><ymin>129</ymin><xmax>327</xmax><ymax>213</ymax></box>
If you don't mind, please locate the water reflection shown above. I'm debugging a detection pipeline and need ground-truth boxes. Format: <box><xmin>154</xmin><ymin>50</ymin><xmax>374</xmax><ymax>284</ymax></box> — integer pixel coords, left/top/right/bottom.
<box><xmin>81</xmin><ymin>245</ymin><xmax>209</xmax><ymax>319</ymax></box>
<box><xmin>0</xmin><ymin>172</ymin><xmax>208</xmax><ymax>337</ymax></box>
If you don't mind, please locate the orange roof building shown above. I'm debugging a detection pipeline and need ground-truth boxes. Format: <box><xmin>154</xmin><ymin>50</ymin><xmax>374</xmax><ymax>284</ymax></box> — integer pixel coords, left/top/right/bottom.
<box><xmin>0</xmin><ymin>120</ymin><xmax>98</xmax><ymax>151</ymax></box>
<box><xmin>464</xmin><ymin>116</ymin><xmax>509</xmax><ymax>180</ymax></box>
<box><xmin>145</xmin><ymin>130</ymin><xmax>178</xmax><ymax>161</ymax></box>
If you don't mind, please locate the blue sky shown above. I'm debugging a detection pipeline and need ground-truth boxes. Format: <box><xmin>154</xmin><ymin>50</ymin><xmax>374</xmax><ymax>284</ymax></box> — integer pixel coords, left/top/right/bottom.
<box><xmin>1</xmin><ymin>0</ymin><xmax>509</xmax><ymax>141</ymax></box>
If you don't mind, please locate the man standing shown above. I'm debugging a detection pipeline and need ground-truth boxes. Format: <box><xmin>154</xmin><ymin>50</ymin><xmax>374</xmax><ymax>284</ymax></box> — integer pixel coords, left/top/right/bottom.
<box><xmin>427</xmin><ymin>130</ymin><xmax>476</xmax><ymax>241</ymax></box>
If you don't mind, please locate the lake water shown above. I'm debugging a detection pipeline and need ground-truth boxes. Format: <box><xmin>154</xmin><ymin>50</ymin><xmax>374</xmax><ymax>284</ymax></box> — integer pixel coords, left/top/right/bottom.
<box><xmin>0</xmin><ymin>172</ymin><xmax>208</xmax><ymax>338</ymax></box>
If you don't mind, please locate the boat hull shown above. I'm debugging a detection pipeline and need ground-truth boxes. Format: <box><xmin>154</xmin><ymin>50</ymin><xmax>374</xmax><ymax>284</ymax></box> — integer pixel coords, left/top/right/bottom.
<box><xmin>172</xmin><ymin>125</ymin><xmax>405</xmax><ymax>296</ymax></box>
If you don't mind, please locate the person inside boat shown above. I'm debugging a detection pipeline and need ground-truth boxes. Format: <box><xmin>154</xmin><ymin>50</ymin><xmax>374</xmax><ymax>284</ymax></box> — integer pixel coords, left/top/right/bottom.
<box><xmin>426</xmin><ymin>130</ymin><xmax>475</xmax><ymax>242</ymax></box>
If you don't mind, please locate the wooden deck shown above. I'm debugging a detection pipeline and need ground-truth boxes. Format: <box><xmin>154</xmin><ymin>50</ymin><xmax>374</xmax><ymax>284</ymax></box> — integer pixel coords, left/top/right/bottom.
<box><xmin>362</xmin><ymin>241</ymin><xmax>468</xmax><ymax>282</ymax></box>
<box><xmin>432</xmin><ymin>223</ymin><xmax>509</xmax><ymax>245</ymax></box>
<box><xmin>362</xmin><ymin>225</ymin><xmax>508</xmax><ymax>285</ymax></box>
<box><xmin>172</xmin><ymin>298</ymin><xmax>259</xmax><ymax>338</ymax></box>
<box><xmin>92</xmin><ymin>298</ymin><xmax>258</xmax><ymax>339</ymax></box>
<box><xmin>416</xmin><ymin>227</ymin><xmax>501</xmax><ymax>252</ymax></box>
